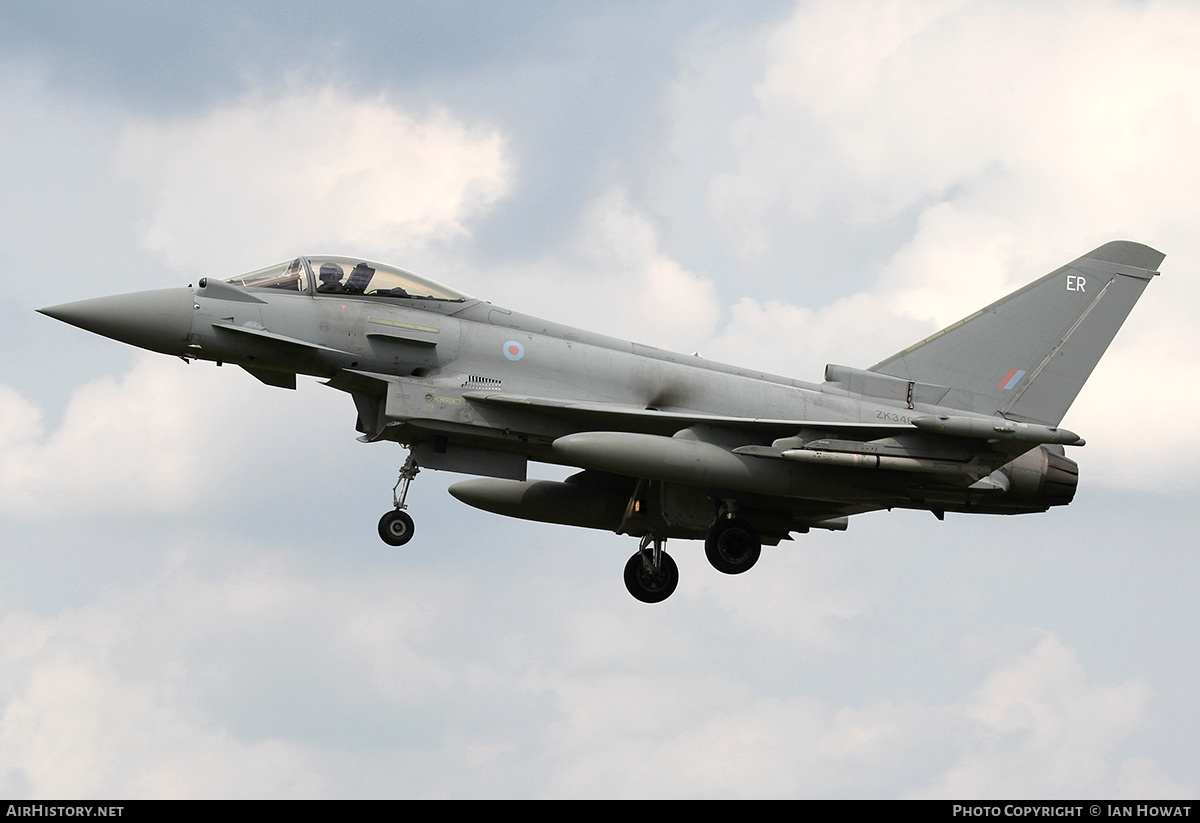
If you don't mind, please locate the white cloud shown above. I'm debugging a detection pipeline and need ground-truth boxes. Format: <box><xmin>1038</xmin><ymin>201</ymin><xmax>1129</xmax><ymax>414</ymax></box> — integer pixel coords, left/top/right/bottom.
<box><xmin>537</xmin><ymin>630</ymin><xmax>1177</xmax><ymax>798</ymax></box>
<box><xmin>0</xmin><ymin>63</ymin><xmax>145</xmax><ymax>287</ymax></box>
<box><xmin>0</xmin><ymin>560</ymin><xmax>338</xmax><ymax>797</ymax></box>
<box><xmin>910</xmin><ymin>632</ymin><xmax>1174</xmax><ymax>798</ymax></box>
<box><xmin>2</xmin><ymin>535</ymin><xmax>1182</xmax><ymax>798</ymax></box>
<box><xmin>709</xmin><ymin>0</ymin><xmax>1200</xmax><ymax>297</ymax></box>
<box><xmin>690</xmin><ymin>546</ymin><xmax>874</xmax><ymax>653</ymax></box>
<box><xmin>720</xmin><ymin>0</ymin><xmax>1200</xmax><ymax>235</ymax></box>
<box><xmin>116</xmin><ymin>85</ymin><xmax>512</xmax><ymax>275</ymax></box>
<box><xmin>0</xmin><ymin>354</ymin><xmax>367</xmax><ymax>520</ymax></box>
<box><xmin>0</xmin><ymin>360</ymin><xmax>207</xmax><ymax>518</ymax></box>
<box><xmin>673</xmin><ymin>0</ymin><xmax>1200</xmax><ymax>489</ymax></box>
<box><xmin>0</xmin><ymin>648</ymin><xmax>328</xmax><ymax>798</ymax></box>
<box><xmin>464</xmin><ymin>188</ymin><xmax>722</xmax><ymax>353</ymax></box>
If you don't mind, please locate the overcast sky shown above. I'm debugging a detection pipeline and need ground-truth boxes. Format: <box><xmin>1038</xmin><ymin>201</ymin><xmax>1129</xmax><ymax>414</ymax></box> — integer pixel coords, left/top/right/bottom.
<box><xmin>1</xmin><ymin>0</ymin><xmax>1197</xmax><ymax>798</ymax></box>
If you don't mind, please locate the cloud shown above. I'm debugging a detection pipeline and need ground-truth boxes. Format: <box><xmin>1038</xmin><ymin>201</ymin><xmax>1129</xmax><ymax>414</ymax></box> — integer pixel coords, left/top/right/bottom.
<box><xmin>537</xmin><ymin>630</ymin><xmax>1178</xmax><ymax>798</ymax></box>
<box><xmin>116</xmin><ymin>85</ymin><xmax>512</xmax><ymax>275</ymax></box>
<box><xmin>0</xmin><ymin>354</ymin><xmax>367</xmax><ymax>520</ymax></box>
<box><xmin>690</xmin><ymin>546</ymin><xmax>874</xmax><ymax>653</ymax></box>
<box><xmin>0</xmin><ymin>62</ymin><xmax>146</xmax><ymax>286</ymax></box>
<box><xmin>909</xmin><ymin>632</ymin><xmax>1180</xmax><ymax>798</ymax></box>
<box><xmin>462</xmin><ymin>188</ymin><xmax>722</xmax><ymax>353</ymax></box>
<box><xmin>0</xmin><ymin>557</ymin><xmax>340</xmax><ymax>797</ymax></box>
<box><xmin>0</xmin><ymin>641</ymin><xmax>328</xmax><ymax>798</ymax></box>
<box><xmin>717</xmin><ymin>0</ymin><xmax>1200</xmax><ymax>238</ymax></box>
<box><xmin>0</xmin><ymin>360</ymin><xmax>207</xmax><ymax>518</ymax></box>
<box><xmin>704</xmin><ymin>0</ymin><xmax>1200</xmax><ymax>309</ymax></box>
<box><xmin>666</xmin><ymin>0</ymin><xmax>1200</xmax><ymax>490</ymax></box>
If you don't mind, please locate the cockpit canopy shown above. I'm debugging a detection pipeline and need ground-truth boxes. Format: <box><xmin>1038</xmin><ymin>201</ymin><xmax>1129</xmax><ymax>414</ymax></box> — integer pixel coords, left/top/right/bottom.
<box><xmin>225</xmin><ymin>256</ymin><xmax>470</xmax><ymax>302</ymax></box>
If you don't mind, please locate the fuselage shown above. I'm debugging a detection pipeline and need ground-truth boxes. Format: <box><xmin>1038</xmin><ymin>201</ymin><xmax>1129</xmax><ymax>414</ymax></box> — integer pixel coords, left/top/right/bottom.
<box><xmin>36</xmin><ymin>242</ymin><xmax>1163</xmax><ymax>602</ymax></box>
<box><xmin>39</xmin><ymin>255</ymin><xmax>1078</xmax><ymax>544</ymax></box>
<box><xmin>188</xmin><ymin>270</ymin><xmax>928</xmax><ymax>451</ymax></box>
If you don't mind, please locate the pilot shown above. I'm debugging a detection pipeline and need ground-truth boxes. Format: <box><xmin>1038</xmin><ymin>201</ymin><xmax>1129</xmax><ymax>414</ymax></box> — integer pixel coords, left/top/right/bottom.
<box><xmin>317</xmin><ymin>263</ymin><xmax>345</xmax><ymax>293</ymax></box>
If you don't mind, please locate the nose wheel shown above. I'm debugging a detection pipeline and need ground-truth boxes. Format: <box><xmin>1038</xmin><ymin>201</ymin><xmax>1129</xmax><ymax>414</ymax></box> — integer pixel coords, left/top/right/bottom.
<box><xmin>378</xmin><ymin>509</ymin><xmax>415</xmax><ymax>546</ymax></box>
<box><xmin>379</xmin><ymin>451</ymin><xmax>419</xmax><ymax>547</ymax></box>
<box><xmin>624</xmin><ymin>535</ymin><xmax>678</xmax><ymax>603</ymax></box>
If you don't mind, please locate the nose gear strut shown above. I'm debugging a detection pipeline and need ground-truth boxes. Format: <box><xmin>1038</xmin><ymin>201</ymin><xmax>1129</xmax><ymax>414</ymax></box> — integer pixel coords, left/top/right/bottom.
<box><xmin>378</xmin><ymin>450</ymin><xmax>420</xmax><ymax>546</ymax></box>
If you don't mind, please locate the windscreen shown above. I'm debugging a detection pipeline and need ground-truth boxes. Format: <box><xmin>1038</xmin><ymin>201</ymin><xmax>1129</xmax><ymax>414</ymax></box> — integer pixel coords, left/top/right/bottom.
<box><xmin>224</xmin><ymin>259</ymin><xmax>309</xmax><ymax>292</ymax></box>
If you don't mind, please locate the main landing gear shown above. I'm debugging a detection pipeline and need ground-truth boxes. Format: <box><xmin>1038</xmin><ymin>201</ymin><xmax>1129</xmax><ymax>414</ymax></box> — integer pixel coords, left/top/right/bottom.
<box><xmin>624</xmin><ymin>534</ymin><xmax>678</xmax><ymax>603</ymax></box>
<box><xmin>378</xmin><ymin>451</ymin><xmax>419</xmax><ymax>546</ymax></box>
<box><xmin>704</xmin><ymin>517</ymin><xmax>762</xmax><ymax>575</ymax></box>
<box><xmin>622</xmin><ymin>516</ymin><xmax>763</xmax><ymax>603</ymax></box>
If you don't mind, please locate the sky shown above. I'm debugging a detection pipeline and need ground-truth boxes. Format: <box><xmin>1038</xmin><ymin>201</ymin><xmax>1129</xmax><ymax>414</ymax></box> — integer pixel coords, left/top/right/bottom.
<box><xmin>0</xmin><ymin>0</ymin><xmax>1197</xmax><ymax>799</ymax></box>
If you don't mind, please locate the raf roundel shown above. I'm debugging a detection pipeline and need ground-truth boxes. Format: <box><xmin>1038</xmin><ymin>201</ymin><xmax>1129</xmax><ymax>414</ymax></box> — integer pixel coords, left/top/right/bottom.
<box><xmin>503</xmin><ymin>340</ymin><xmax>525</xmax><ymax>361</ymax></box>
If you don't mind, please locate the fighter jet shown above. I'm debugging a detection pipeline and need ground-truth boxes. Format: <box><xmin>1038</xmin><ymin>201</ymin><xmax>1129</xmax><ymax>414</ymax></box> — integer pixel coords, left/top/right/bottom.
<box><xmin>39</xmin><ymin>241</ymin><xmax>1161</xmax><ymax>602</ymax></box>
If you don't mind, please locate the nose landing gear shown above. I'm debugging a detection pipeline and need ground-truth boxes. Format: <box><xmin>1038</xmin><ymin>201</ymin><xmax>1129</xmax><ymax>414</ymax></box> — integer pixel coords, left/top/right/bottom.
<box><xmin>378</xmin><ymin>451</ymin><xmax>420</xmax><ymax>546</ymax></box>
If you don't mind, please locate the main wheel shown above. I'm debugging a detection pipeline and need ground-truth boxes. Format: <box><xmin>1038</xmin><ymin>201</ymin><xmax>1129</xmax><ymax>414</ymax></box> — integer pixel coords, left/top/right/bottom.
<box><xmin>705</xmin><ymin>518</ymin><xmax>761</xmax><ymax>574</ymax></box>
<box><xmin>624</xmin><ymin>550</ymin><xmax>679</xmax><ymax>603</ymax></box>
<box><xmin>378</xmin><ymin>510</ymin><xmax>415</xmax><ymax>546</ymax></box>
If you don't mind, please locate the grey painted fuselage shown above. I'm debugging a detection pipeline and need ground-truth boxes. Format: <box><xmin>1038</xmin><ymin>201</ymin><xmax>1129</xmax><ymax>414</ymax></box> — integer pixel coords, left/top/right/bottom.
<box><xmin>39</xmin><ymin>242</ymin><xmax>1162</xmax><ymax>601</ymax></box>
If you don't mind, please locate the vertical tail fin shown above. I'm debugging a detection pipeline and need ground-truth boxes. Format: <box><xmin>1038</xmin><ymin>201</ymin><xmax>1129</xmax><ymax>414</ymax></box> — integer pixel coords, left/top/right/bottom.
<box><xmin>870</xmin><ymin>241</ymin><xmax>1163</xmax><ymax>425</ymax></box>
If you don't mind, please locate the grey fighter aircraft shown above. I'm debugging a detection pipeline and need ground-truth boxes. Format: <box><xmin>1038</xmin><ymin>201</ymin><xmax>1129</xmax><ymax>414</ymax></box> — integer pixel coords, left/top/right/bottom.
<box><xmin>39</xmin><ymin>241</ymin><xmax>1162</xmax><ymax>602</ymax></box>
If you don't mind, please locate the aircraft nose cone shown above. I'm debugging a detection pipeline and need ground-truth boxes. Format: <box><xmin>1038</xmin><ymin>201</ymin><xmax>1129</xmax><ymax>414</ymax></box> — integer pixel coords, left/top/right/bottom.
<box><xmin>38</xmin><ymin>288</ymin><xmax>195</xmax><ymax>356</ymax></box>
